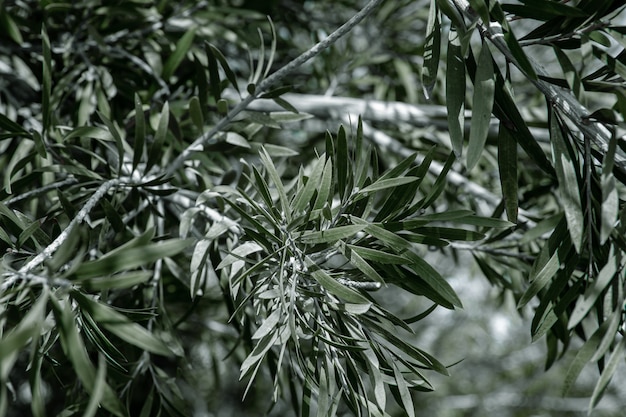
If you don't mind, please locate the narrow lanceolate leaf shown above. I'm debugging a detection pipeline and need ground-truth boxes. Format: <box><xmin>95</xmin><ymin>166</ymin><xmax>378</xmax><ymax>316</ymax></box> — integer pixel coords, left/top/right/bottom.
<box><xmin>292</xmin><ymin>156</ymin><xmax>326</xmax><ymax>214</ymax></box>
<box><xmin>589</xmin><ymin>339</ymin><xmax>626</xmax><ymax>413</ymax></box>
<box><xmin>259</xmin><ymin>147</ymin><xmax>290</xmax><ymax>221</ymax></box>
<box><xmin>133</xmin><ymin>93</ymin><xmax>146</xmax><ymax>171</ymax></box>
<box><xmin>498</xmin><ymin>123</ymin><xmax>518</xmax><ymax>222</ymax></box>
<box><xmin>356</xmin><ymin>177</ymin><xmax>419</xmax><ymax>196</ymax></box>
<box><xmin>468</xmin><ymin>0</ymin><xmax>490</xmax><ymax>24</ymax></box>
<box><xmin>567</xmin><ymin>252</ymin><xmax>618</xmax><ymax>330</ymax></box>
<box><xmin>392</xmin><ymin>362</ymin><xmax>415</xmax><ymax>417</ymax></box>
<box><xmin>422</xmin><ymin>0</ymin><xmax>441</xmax><ymax>99</ymax></box>
<box><xmin>49</xmin><ymin>296</ymin><xmax>125</xmax><ymax>417</ymax></box>
<box><xmin>562</xmin><ymin>320</ymin><xmax>606</xmax><ymax>396</ymax></box>
<box><xmin>41</xmin><ymin>25</ymin><xmax>52</xmax><ymax>139</ymax></box>
<box><xmin>72</xmin><ymin>291</ymin><xmax>176</xmax><ymax>357</ymax></box>
<box><xmin>336</xmin><ymin>126</ymin><xmax>349</xmax><ymax>200</ymax></box>
<box><xmin>504</xmin><ymin>26</ymin><xmax>537</xmax><ymax>81</ymax></box>
<box><xmin>300</xmin><ymin>224</ymin><xmax>367</xmax><ymax>244</ymax></box>
<box><xmin>402</xmin><ymin>251</ymin><xmax>462</xmax><ymax>309</ymax></box>
<box><xmin>467</xmin><ymin>44</ymin><xmax>495</xmax><ymax>171</ymax></box>
<box><xmin>305</xmin><ymin>257</ymin><xmax>370</xmax><ymax>304</ymax></box>
<box><xmin>314</xmin><ymin>158</ymin><xmax>333</xmax><ymax>210</ymax></box>
<box><xmin>0</xmin><ymin>288</ymin><xmax>48</xmax><ymax>381</ymax></box>
<box><xmin>600</xmin><ymin>137</ymin><xmax>618</xmax><ymax>244</ymax></box>
<box><xmin>162</xmin><ymin>26</ymin><xmax>196</xmax><ymax>80</ymax></box>
<box><xmin>550</xmin><ymin>113</ymin><xmax>583</xmax><ymax>252</ymax></box>
<box><xmin>146</xmin><ymin>101</ymin><xmax>170</xmax><ymax>172</ymax></box>
<box><xmin>446</xmin><ymin>28</ymin><xmax>465</xmax><ymax>158</ymax></box>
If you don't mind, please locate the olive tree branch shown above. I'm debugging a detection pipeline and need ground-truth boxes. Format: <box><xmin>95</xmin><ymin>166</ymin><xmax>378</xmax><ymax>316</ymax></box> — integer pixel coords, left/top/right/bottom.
<box><xmin>166</xmin><ymin>0</ymin><xmax>386</xmax><ymax>175</ymax></box>
<box><xmin>17</xmin><ymin>178</ymin><xmax>124</xmax><ymax>274</ymax></box>
<box><xmin>450</xmin><ymin>0</ymin><xmax>626</xmax><ymax>171</ymax></box>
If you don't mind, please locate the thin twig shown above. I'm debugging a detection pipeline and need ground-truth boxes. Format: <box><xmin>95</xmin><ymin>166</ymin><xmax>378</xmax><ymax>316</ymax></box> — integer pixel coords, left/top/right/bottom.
<box><xmin>5</xmin><ymin>177</ymin><xmax>78</xmax><ymax>206</ymax></box>
<box><xmin>166</xmin><ymin>0</ymin><xmax>386</xmax><ymax>175</ymax></box>
<box><xmin>18</xmin><ymin>178</ymin><xmax>123</xmax><ymax>273</ymax></box>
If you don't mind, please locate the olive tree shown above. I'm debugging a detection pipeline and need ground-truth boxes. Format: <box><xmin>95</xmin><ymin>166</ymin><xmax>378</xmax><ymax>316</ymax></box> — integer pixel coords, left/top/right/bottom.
<box><xmin>0</xmin><ymin>0</ymin><xmax>625</xmax><ymax>416</ymax></box>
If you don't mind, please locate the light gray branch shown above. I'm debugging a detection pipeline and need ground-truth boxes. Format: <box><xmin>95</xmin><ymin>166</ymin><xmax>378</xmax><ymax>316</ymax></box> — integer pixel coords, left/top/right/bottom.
<box><xmin>18</xmin><ymin>178</ymin><xmax>123</xmax><ymax>274</ymax></box>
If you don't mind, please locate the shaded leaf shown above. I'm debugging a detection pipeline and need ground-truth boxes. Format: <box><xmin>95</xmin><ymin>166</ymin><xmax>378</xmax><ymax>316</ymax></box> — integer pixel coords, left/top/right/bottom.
<box><xmin>446</xmin><ymin>27</ymin><xmax>465</xmax><ymax>158</ymax></box>
<box><xmin>72</xmin><ymin>291</ymin><xmax>176</xmax><ymax>357</ymax></box>
<box><xmin>467</xmin><ymin>43</ymin><xmax>495</xmax><ymax>171</ymax></box>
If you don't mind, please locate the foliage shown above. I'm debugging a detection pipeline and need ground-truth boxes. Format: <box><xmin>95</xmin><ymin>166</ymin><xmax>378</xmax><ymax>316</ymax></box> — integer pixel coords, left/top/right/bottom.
<box><xmin>1</xmin><ymin>0</ymin><xmax>626</xmax><ymax>416</ymax></box>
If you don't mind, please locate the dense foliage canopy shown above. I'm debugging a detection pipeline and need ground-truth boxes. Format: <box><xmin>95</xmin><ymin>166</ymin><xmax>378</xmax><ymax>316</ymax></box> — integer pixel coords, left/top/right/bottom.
<box><xmin>1</xmin><ymin>0</ymin><xmax>626</xmax><ymax>416</ymax></box>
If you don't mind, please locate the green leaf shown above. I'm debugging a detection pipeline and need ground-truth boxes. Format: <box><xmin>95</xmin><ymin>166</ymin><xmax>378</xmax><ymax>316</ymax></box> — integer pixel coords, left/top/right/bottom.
<box><xmin>146</xmin><ymin>101</ymin><xmax>170</xmax><ymax>172</ymax></box>
<box><xmin>49</xmin><ymin>296</ymin><xmax>125</xmax><ymax>417</ymax></box>
<box><xmin>502</xmin><ymin>0</ymin><xmax>587</xmax><ymax>19</ymax></box>
<box><xmin>589</xmin><ymin>339</ymin><xmax>626</xmax><ymax>412</ymax></box>
<box><xmin>41</xmin><ymin>25</ymin><xmax>52</xmax><ymax>138</ymax></box>
<box><xmin>336</xmin><ymin>126</ymin><xmax>349</xmax><ymax>200</ymax></box>
<box><xmin>340</xmin><ymin>243</ymin><xmax>385</xmax><ymax>285</ymax></box>
<box><xmin>467</xmin><ymin>43</ymin><xmax>495</xmax><ymax>171</ymax></box>
<box><xmin>550</xmin><ymin>113</ymin><xmax>583</xmax><ymax>252</ymax></box>
<box><xmin>562</xmin><ymin>320</ymin><xmax>606</xmax><ymax>396</ymax></box>
<box><xmin>392</xmin><ymin>362</ymin><xmax>415</xmax><ymax>417</ymax></box>
<box><xmin>446</xmin><ymin>27</ymin><xmax>465</xmax><ymax>158</ymax></box>
<box><xmin>422</xmin><ymin>0</ymin><xmax>441</xmax><ymax>99</ymax></box>
<box><xmin>133</xmin><ymin>93</ymin><xmax>146</xmax><ymax>171</ymax></box>
<box><xmin>404</xmin><ymin>252</ymin><xmax>463</xmax><ymax>309</ymax></box>
<box><xmin>0</xmin><ymin>9</ymin><xmax>23</xmax><ymax>44</ymax></box>
<box><xmin>162</xmin><ymin>26</ymin><xmax>196</xmax><ymax>80</ymax></box>
<box><xmin>216</xmin><ymin>242</ymin><xmax>263</xmax><ymax>269</ymax></box>
<box><xmin>83</xmin><ymin>354</ymin><xmax>107</xmax><ymax>417</ymax></box>
<box><xmin>306</xmin><ymin>257</ymin><xmax>370</xmax><ymax>304</ymax></box>
<box><xmin>205</xmin><ymin>42</ymin><xmax>222</xmax><ymax>101</ymax></box>
<box><xmin>567</xmin><ymin>252</ymin><xmax>618</xmax><ymax>330</ymax></box>
<box><xmin>468</xmin><ymin>0</ymin><xmax>490</xmax><ymax>24</ymax></box>
<box><xmin>518</xmin><ymin>218</ymin><xmax>572</xmax><ymax>307</ymax></box>
<box><xmin>71</xmin><ymin>291</ymin><xmax>176</xmax><ymax>357</ymax></box>
<box><xmin>600</xmin><ymin>137</ymin><xmax>618</xmax><ymax>244</ymax></box>
<box><xmin>348</xmin><ymin>245</ymin><xmax>408</xmax><ymax>264</ymax></box>
<box><xmin>207</xmin><ymin>43</ymin><xmax>240</xmax><ymax>94</ymax></box>
<box><xmin>81</xmin><ymin>271</ymin><xmax>153</xmax><ymax>291</ymax></box>
<box><xmin>189</xmin><ymin>96</ymin><xmax>204</xmax><ymax>131</ymax></box>
<box><xmin>0</xmin><ymin>113</ymin><xmax>30</xmax><ymax>138</ymax></box>
<box><xmin>73</xmin><ymin>238</ymin><xmax>192</xmax><ymax>279</ymax></box>
<box><xmin>259</xmin><ymin>147</ymin><xmax>291</xmax><ymax>221</ymax></box>
<box><xmin>0</xmin><ymin>289</ymin><xmax>48</xmax><ymax>381</ymax></box>
<box><xmin>300</xmin><ymin>225</ymin><xmax>367</xmax><ymax>244</ymax></box>
<box><xmin>292</xmin><ymin>156</ymin><xmax>326</xmax><ymax>214</ymax></box>
<box><xmin>355</xmin><ymin>177</ymin><xmax>419</xmax><ymax>197</ymax></box>
<box><xmin>504</xmin><ymin>26</ymin><xmax>537</xmax><ymax>80</ymax></box>
<box><xmin>314</xmin><ymin>158</ymin><xmax>333</xmax><ymax>210</ymax></box>
<box><xmin>497</xmin><ymin>123</ymin><xmax>518</xmax><ymax>222</ymax></box>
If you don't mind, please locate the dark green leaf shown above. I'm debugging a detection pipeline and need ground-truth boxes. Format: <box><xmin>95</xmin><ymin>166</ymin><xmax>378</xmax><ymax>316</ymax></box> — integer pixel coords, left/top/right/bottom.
<box><xmin>49</xmin><ymin>295</ymin><xmax>125</xmax><ymax>417</ymax></box>
<box><xmin>497</xmin><ymin>123</ymin><xmax>518</xmax><ymax>222</ymax></box>
<box><xmin>446</xmin><ymin>28</ymin><xmax>465</xmax><ymax>157</ymax></box>
<box><xmin>72</xmin><ymin>291</ymin><xmax>176</xmax><ymax>357</ymax></box>
<box><xmin>162</xmin><ymin>27</ymin><xmax>196</xmax><ymax>80</ymax></box>
<box><xmin>146</xmin><ymin>101</ymin><xmax>170</xmax><ymax>172</ymax></box>
<box><xmin>467</xmin><ymin>43</ymin><xmax>495</xmax><ymax>171</ymax></box>
<box><xmin>133</xmin><ymin>93</ymin><xmax>146</xmax><ymax>171</ymax></box>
